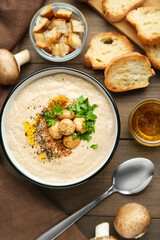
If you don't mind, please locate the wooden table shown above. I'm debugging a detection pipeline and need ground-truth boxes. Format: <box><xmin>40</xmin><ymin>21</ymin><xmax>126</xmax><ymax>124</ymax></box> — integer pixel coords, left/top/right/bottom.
<box><xmin>1</xmin><ymin>0</ymin><xmax>160</xmax><ymax>239</ymax></box>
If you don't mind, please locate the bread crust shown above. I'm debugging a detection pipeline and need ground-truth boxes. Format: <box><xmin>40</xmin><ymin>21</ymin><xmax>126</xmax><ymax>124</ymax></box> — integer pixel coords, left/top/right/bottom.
<box><xmin>126</xmin><ymin>7</ymin><xmax>160</xmax><ymax>45</ymax></box>
<box><xmin>84</xmin><ymin>32</ymin><xmax>133</xmax><ymax>69</ymax></box>
<box><xmin>104</xmin><ymin>52</ymin><xmax>155</xmax><ymax>92</ymax></box>
<box><xmin>102</xmin><ymin>0</ymin><xmax>146</xmax><ymax>22</ymax></box>
<box><xmin>145</xmin><ymin>44</ymin><xmax>160</xmax><ymax>69</ymax></box>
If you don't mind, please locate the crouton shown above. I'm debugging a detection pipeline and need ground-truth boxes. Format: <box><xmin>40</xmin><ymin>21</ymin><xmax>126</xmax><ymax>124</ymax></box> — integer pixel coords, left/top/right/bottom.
<box><xmin>55</xmin><ymin>8</ymin><xmax>72</xmax><ymax>21</ymax></box>
<box><xmin>58</xmin><ymin>35</ymin><xmax>68</xmax><ymax>44</ymax></box>
<box><xmin>34</xmin><ymin>33</ymin><xmax>50</xmax><ymax>51</ymax></box>
<box><xmin>63</xmin><ymin>22</ymin><xmax>72</xmax><ymax>36</ymax></box>
<box><xmin>33</xmin><ymin>16</ymin><xmax>50</xmax><ymax>33</ymax></box>
<box><xmin>44</xmin><ymin>27</ymin><xmax>62</xmax><ymax>44</ymax></box>
<box><xmin>52</xmin><ymin>19</ymin><xmax>67</xmax><ymax>34</ymax></box>
<box><xmin>52</xmin><ymin>43</ymin><xmax>70</xmax><ymax>57</ymax></box>
<box><xmin>70</xmin><ymin>20</ymin><xmax>84</xmax><ymax>33</ymax></box>
<box><xmin>40</xmin><ymin>5</ymin><xmax>55</xmax><ymax>19</ymax></box>
<box><xmin>68</xmin><ymin>33</ymin><xmax>81</xmax><ymax>49</ymax></box>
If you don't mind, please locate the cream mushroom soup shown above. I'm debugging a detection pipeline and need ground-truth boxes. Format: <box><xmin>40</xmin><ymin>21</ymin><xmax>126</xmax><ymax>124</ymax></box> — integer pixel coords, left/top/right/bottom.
<box><xmin>3</xmin><ymin>73</ymin><xmax>118</xmax><ymax>186</ymax></box>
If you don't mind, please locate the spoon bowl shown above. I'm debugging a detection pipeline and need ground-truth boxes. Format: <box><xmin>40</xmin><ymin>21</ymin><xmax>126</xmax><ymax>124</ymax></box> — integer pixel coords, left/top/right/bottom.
<box><xmin>113</xmin><ymin>158</ymin><xmax>154</xmax><ymax>194</ymax></box>
<box><xmin>37</xmin><ymin>157</ymin><xmax>154</xmax><ymax>240</ymax></box>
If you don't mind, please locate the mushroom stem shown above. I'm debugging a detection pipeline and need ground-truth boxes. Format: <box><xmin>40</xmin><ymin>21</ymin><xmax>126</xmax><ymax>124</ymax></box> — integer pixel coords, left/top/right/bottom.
<box><xmin>14</xmin><ymin>49</ymin><xmax>30</xmax><ymax>70</ymax></box>
<box><xmin>95</xmin><ymin>222</ymin><xmax>110</xmax><ymax>237</ymax></box>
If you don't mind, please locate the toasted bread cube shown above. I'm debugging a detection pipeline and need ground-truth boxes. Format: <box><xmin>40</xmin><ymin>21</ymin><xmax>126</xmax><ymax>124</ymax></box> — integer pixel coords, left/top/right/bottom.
<box><xmin>70</xmin><ymin>20</ymin><xmax>84</xmax><ymax>33</ymax></box>
<box><xmin>40</xmin><ymin>5</ymin><xmax>55</xmax><ymax>19</ymax></box>
<box><xmin>34</xmin><ymin>33</ymin><xmax>50</xmax><ymax>51</ymax></box>
<box><xmin>68</xmin><ymin>33</ymin><xmax>81</xmax><ymax>49</ymax></box>
<box><xmin>58</xmin><ymin>35</ymin><xmax>68</xmax><ymax>44</ymax></box>
<box><xmin>52</xmin><ymin>44</ymin><xmax>60</xmax><ymax>57</ymax></box>
<box><xmin>63</xmin><ymin>22</ymin><xmax>72</xmax><ymax>36</ymax></box>
<box><xmin>45</xmin><ymin>27</ymin><xmax>62</xmax><ymax>44</ymax></box>
<box><xmin>52</xmin><ymin>43</ymin><xmax>70</xmax><ymax>57</ymax></box>
<box><xmin>52</xmin><ymin>19</ymin><xmax>67</xmax><ymax>34</ymax></box>
<box><xmin>59</xmin><ymin>43</ymin><xmax>70</xmax><ymax>57</ymax></box>
<box><xmin>48</xmin><ymin>19</ymin><xmax>55</xmax><ymax>30</ymax></box>
<box><xmin>33</xmin><ymin>16</ymin><xmax>50</xmax><ymax>33</ymax></box>
<box><xmin>55</xmin><ymin>8</ymin><xmax>72</xmax><ymax>21</ymax></box>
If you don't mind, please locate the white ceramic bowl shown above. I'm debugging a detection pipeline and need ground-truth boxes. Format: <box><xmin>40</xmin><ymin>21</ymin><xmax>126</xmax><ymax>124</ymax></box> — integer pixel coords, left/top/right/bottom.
<box><xmin>0</xmin><ymin>68</ymin><xmax>120</xmax><ymax>188</ymax></box>
<box><xmin>29</xmin><ymin>3</ymin><xmax>88</xmax><ymax>62</ymax></box>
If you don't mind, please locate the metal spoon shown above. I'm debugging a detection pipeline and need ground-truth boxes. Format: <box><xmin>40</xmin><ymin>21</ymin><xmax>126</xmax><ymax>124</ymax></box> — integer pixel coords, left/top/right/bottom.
<box><xmin>36</xmin><ymin>157</ymin><xmax>154</xmax><ymax>240</ymax></box>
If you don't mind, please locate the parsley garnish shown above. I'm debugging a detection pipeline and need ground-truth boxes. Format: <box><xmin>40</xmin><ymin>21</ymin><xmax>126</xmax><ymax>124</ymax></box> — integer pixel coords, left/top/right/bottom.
<box><xmin>90</xmin><ymin>144</ymin><xmax>98</xmax><ymax>149</ymax></box>
<box><xmin>45</xmin><ymin>104</ymin><xmax>63</xmax><ymax>126</ymax></box>
<box><xmin>68</xmin><ymin>95</ymin><xmax>98</xmax><ymax>143</ymax></box>
<box><xmin>45</xmin><ymin>96</ymin><xmax>98</xmax><ymax>144</ymax></box>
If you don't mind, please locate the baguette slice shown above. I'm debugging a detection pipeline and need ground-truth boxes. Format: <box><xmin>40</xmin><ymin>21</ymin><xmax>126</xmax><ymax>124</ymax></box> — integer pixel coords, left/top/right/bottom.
<box><xmin>102</xmin><ymin>0</ymin><xmax>146</xmax><ymax>22</ymax></box>
<box><xmin>84</xmin><ymin>32</ymin><xmax>133</xmax><ymax>69</ymax></box>
<box><xmin>40</xmin><ymin>5</ymin><xmax>55</xmax><ymax>19</ymax></box>
<box><xmin>145</xmin><ymin>43</ymin><xmax>160</xmax><ymax>69</ymax></box>
<box><xmin>104</xmin><ymin>52</ymin><xmax>155</xmax><ymax>92</ymax></box>
<box><xmin>126</xmin><ymin>7</ymin><xmax>160</xmax><ymax>45</ymax></box>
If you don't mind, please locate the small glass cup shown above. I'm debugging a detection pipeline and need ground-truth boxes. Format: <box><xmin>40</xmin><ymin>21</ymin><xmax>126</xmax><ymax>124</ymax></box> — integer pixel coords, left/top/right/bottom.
<box><xmin>29</xmin><ymin>3</ymin><xmax>88</xmax><ymax>62</ymax></box>
<box><xmin>128</xmin><ymin>99</ymin><xmax>160</xmax><ymax>147</ymax></box>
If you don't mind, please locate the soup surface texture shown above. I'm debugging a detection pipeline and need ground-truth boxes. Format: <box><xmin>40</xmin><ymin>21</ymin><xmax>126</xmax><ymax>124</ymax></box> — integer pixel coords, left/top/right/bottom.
<box><xmin>4</xmin><ymin>73</ymin><xmax>117</xmax><ymax>185</ymax></box>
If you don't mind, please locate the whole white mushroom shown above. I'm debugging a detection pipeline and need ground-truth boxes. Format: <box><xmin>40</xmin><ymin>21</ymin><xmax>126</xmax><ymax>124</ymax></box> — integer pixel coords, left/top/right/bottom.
<box><xmin>0</xmin><ymin>49</ymin><xmax>30</xmax><ymax>85</ymax></box>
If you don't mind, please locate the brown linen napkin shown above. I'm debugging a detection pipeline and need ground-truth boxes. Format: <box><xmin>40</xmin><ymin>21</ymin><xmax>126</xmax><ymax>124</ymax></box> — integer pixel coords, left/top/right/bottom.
<box><xmin>0</xmin><ymin>1</ymin><xmax>88</xmax><ymax>239</ymax></box>
<box><xmin>0</xmin><ymin>165</ymin><xmax>87</xmax><ymax>240</ymax></box>
<box><xmin>0</xmin><ymin>0</ymin><xmax>43</xmax><ymax>51</ymax></box>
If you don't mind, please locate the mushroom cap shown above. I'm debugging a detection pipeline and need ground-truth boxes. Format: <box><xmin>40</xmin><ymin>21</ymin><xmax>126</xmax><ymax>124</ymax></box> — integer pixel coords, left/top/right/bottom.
<box><xmin>114</xmin><ymin>203</ymin><xmax>151</xmax><ymax>239</ymax></box>
<box><xmin>90</xmin><ymin>237</ymin><xmax>118</xmax><ymax>240</ymax></box>
<box><xmin>0</xmin><ymin>49</ymin><xmax>19</xmax><ymax>85</ymax></box>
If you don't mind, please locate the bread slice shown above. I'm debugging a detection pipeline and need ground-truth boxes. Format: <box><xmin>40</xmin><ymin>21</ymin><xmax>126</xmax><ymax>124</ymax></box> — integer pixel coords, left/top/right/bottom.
<box><xmin>102</xmin><ymin>0</ymin><xmax>146</xmax><ymax>22</ymax></box>
<box><xmin>84</xmin><ymin>32</ymin><xmax>133</xmax><ymax>69</ymax></box>
<box><xmin>68</xmin><ymin>33</ymin><xmax>81</xmax><ymax>49</ymax></box>
<box><xmin>145</xmin><ymin>43</ymin><xmax>160</xmax><ymax>69</ymax></box>
<box><xmin>126</xmin><ymin>7</ymin><xmax>160</xmax><ymax>45</ymax></box>
<box><xmin>55</xmin><ymin>8</ymin><xmax>72</xmax><ymax>21</ymax></box>
<box><xmin>70</xmin><ymin>20</ymin><xmax>84</xmax><ymax>33</ymax></box>
<box><xmin>40</xmin><ymin>5</ymin><xmax>55</xmax><ymax>19</ymax></box>
<box><xmin>104</xmin><ymin>52</ymin><xmax>155</xmax><ymax>92</ymax></box>
<box><xmin>33</xmin><ymin>16</ymin><xmax>50</xmax><ymax>33</ymax></box>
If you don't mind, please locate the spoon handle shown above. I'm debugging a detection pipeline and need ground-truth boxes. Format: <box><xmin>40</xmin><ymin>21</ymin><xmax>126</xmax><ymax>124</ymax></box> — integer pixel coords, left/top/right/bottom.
<box><xmin>36</xmin><ymin>185</ymin><xmax>115</xmax><ymax>240</ymax></box>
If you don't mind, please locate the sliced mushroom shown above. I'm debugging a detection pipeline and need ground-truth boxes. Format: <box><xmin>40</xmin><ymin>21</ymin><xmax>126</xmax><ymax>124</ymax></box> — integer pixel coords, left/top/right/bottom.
<box><xmin>114</xmin><ymin>203</ymin><xmax>151</xmax><ymax>239</ymax></box>
<box><xmin>91</xmin><ymin>222</ymin><xmax>118</xmax><ymax>240</ymax></box>
<box><xmin>0</xmin><ymin>49</ymin><xmax>30</xmax><ymax>85</ymax></box>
